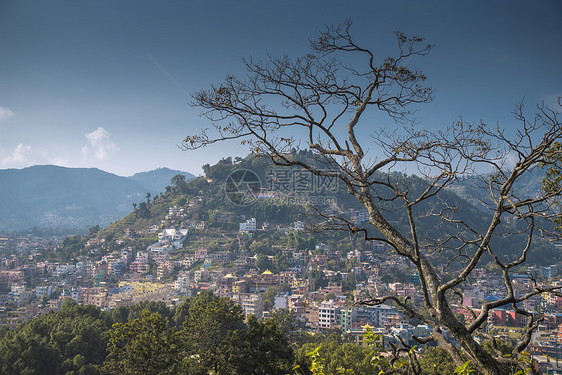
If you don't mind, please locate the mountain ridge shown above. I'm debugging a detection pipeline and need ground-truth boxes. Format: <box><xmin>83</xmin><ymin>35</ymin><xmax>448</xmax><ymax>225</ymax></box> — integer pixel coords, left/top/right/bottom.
<box><xmin>129</xmin><ymin>167</ymin><xmax>196</xmax><ymax>195</ymax></box>
<box><xmin>0</xmin><ymin>165</ymin><xmax>195</xmax><ymax>231</ymax></box>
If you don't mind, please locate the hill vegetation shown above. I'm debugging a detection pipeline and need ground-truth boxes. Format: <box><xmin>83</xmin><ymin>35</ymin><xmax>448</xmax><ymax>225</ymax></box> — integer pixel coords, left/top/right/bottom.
<box><xmin>57</xmin><ymin>153</ymin><xmax>558</xmax><ymax>267</ymax></box>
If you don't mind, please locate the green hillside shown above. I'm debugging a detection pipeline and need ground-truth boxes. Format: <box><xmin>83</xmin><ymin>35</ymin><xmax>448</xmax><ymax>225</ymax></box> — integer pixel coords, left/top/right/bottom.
<box><xmin>76</xmin><ymin>153</ymin><xmax>558</xmax><ymax>266</ymax></box>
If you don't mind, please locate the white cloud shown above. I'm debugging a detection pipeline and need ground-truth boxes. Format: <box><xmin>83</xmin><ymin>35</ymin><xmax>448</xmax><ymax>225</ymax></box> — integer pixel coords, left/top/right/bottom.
<box><xmin>0</xmin><ymin>106</ymin><xmax>15</xmax><ymax>123</ymax></box>
<box><xmin>82</xmin><ymin>127</ymin><xmax>119</xmax><ymax>160</ymax></box>
<box><xmin>502</xmin><ymin>150</ymin><xmax>518</xmax><ymax>169</ymax></box>
<box><xmin>1</xmin><ymin>143</ymin><xmax>33</xmax><ymax>167</ymax></box>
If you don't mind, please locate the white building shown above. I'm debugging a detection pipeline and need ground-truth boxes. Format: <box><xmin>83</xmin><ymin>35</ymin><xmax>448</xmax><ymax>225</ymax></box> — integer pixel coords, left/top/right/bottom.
<box><xmin>61</xmin><ymin>288</ymin><xmax>80</xmax><ymax>302</ymax></box>
<box><xmin>239</xmin><ymin>218</ymin><xmax>257</xmax><ymax>232</ymax></box>
<box><xmin>55</xmin><ymin>264</ymin><xmax>75</xmax><ymax>278</ymax></box>
<box><xmin>136</xmin><ymin>251</ymin><xmax>149</xmax><ymax>262</ymax></box>
<box><xmin>318</xmin><ymin>299</ymin><xmax>339</xmax><ymax>329</ymax></box>
<box><xmin>36</xmin><ymin>285</ymin><xmax>54</xmax><ymax>299</ymax></box>
<box><xmin>175</xmin><ymin>272</ymin><xmax>191</xmax><ymax>293</ymax></box>
<box><xmin>158</xmin><ymin>228</ymin><xmax>188</xmax><ymax>249</ymax></box>
<box><xmin>148</xmin><ymin>243</ymin><xmax>172</xmax><ymax>254</ymax></box>
<box><xmin>274</xmin><ymin>294</ymin><xmax>289</xmax><ymax>310</ymax></box>
<box><xmin>237</xmin><ymin>293</ymin><xmax>264</xmax><ymax>318</ymax></box>
<box><xmin>294</xmin><ymin>221</ymin><xmax>305</xmax><ymax>231</ymax></box>
<box><xmin>178</xmin><ymin>256</ymin><xmax>195</xmax><ymax>269</ymax></box>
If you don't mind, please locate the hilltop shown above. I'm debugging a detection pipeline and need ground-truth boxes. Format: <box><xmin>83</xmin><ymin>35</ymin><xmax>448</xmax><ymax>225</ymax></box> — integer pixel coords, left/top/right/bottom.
<box><xmin>83</xmin><ymin>153</ymin><xmax>557</xmax><ymax>266</ymax></box>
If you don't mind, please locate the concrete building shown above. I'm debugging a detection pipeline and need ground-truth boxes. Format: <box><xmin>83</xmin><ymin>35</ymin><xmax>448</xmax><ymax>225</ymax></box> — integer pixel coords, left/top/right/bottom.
<box><xmin>239</xmin><ymin>218</ymin><xmax>257</xmax><ymax>232</ymax></box>
<box><xmin>238</xmin><ymin>293</ymin><xmax>264</xmax><ymax>318</ymax></box>
<box><xmin>158</xmin><ymin>228</ymin><xmax>188</xmax><ymax>249</ymax></box>
<box><xmin>318</xmin><ymin>299</ymin><xmax>339</xmax><ymax>329</ymax></box>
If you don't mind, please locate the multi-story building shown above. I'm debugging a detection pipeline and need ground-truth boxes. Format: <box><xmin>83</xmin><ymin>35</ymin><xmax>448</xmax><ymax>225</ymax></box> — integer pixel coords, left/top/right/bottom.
<box><xmin>239</xmin><ymin>218</ymin><xmax>257</xmax><ymax>232</ymax></box>
<box><xmin>175</xmin><ymin>272</ymin><xmax>191</xmax><ymax>293</ymax></box>
<box><xmin>237</xmin><ymin>293</ymin><xmax>264</xmax><ymax>318</ymax></box>
<box><xmin>194</xmin><ymin>248</ymin><xmax>208</xmax><ymax>261</ymax></box>
<box><xmin>112</xmin><ymin>259</ymin><xmax>128</xmax><ymax>276</ymax></box>
<box><xmin>351</xmin><ymin>304</ymin><xmax>396</xmax><ymax>328</ymax></box>
<box><xmin>158</xmin><ymin>228</ymin><xmax>189</xmax><ymax>249</ymax></box>
<box><xmin>129</xmin><ymin>260</ymin><xmax>150</xmax><ymax>274</ymax></box>
<box><xmin>36</xmin><ymin>285</ymin><xmax>54</xmax><ymax>299</ymax></box>
<box><xmin>318</xmin><ymin>299</ymin><xmax>339</xmax><ymax>329</ymax></box>
<box><xmin>278</xmin><ymin>271</ymin><xmax>298</xmax><ymax>286</ymax></box>
<box><xmin>339</xmin><ymin>308</ymin><xmax>354</xmax><ymax>332</ymax></box>
<box><xmin>83</xmin><ymin>287</ymin><xmax>107</xmax><ymax>308</ymax></box>
<box><xmin>232</xmin><ymin>279</ymin><xmax>248</xmax><ymax>294</ymax></box>
<box><xmin>157</xmin><ymin>261</ymin><xmax>173</xmax><ymax>280</ymax></box>
<box><xmin>9</xmin><ymin>284</ymin><xmax>33</xmax><ymax>307</ymax></box>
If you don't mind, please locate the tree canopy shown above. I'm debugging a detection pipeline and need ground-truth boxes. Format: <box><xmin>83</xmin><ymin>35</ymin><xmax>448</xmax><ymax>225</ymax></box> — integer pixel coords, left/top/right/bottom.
<box><xmin>0</xmin><ymin>293</ymin><xmax>297</xmax><ymax>375</ymax></box>
<box><xmin>184</xmin><ymin>20</ymin><xmax>562</xmax><ymax>374</ymax></box>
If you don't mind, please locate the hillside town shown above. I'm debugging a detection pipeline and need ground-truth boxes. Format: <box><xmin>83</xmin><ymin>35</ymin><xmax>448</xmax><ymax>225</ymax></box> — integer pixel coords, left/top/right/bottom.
<box><xmin>1</xmin><ymin>206</ymin><xmax>561</xmax><ymax>372</ymax></box>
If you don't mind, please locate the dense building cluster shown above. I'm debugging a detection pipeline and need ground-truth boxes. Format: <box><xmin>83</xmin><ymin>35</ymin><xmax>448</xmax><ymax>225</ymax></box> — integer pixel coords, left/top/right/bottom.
<box><xmin>1</xmin><ymin>207</ymin><xmax>561</xmax><ymax>373</ymax></box>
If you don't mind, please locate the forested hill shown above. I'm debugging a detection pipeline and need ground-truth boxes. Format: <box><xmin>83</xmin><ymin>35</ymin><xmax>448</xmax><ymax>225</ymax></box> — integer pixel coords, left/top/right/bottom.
<box><xmin>446</xmin><ymin>167</ymin><xmax>548</xmax><ymax>211</ymax></box>
<box><xmin>0</xmin><ymin>165</ymin><xmax>194</xmax><ymax>231</ymax></box>
<box><xmin>88</xmin><ymin>153</ymin><xmax>557</xmax><ymax>266</ymax></box>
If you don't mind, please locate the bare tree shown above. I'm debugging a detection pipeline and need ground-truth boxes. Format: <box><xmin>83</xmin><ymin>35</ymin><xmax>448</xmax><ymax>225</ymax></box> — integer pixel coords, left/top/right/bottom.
<box><xmin>184</xmin><ymin>20</ymin><xmax>562</xmax><ymax>375</ymax></box>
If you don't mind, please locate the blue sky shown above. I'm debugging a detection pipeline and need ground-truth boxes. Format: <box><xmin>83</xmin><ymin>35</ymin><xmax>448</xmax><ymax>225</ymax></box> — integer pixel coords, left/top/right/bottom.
<box><xmin>0</xmin><ymin>0</ymin><xmax>560</xmax><ymax>176</ymax></box>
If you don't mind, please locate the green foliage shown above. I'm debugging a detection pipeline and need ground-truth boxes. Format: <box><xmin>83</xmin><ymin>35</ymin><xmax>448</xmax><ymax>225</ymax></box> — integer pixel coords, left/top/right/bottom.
<box><xmin>249</xmin><ymin>239</ymin><xmax>273</xmax><ymax>255</ymax></box>
<box><xmin>45</xmin><ymin>152</ymin><xmax>558</xmax><ymax>266</ymax></box>
<box><xmin>221</xmin><ymin>315</ymin><xmax>294</xmax><ymax>374</ymax></box>
<box><xmin>304</xmin><ymin>346</ymin><xmax>328</xmax><ymax>375</ymax></box>
<box><xmin>454</xmin><ymin>361</ymin><xmax>475</xmax><ymax>375</ymax></box>
<box><xmin>297</xmin><ymin>327</ymin><xmax>458</xmax><ymax>375</ymax></box>
<box><xmin>171</xmin><ymin>174</ymin><xmax>187</xmax><ymax>191</ymax></box>
<box><xmin>269</xmin><ymin>308</ymin><xmax>300</xmax><ymax>340</ymax></box>
<box><xmin>418</xmin><ymin>347</ymin><xmax>457</xmax><ymax>375</ymax></box>
<box><xmin>104</xmin><ymin>310</ymin><xmax>179</xmax><ymax>375</ymax></box>
<box><xmin>180</xmin><ymin>291</ymin><xmax>245</xmax><ymax>373</ymax></box>
<box><xmin>1</xmin><ymin>289</ymin><xmax>532</xmax><ymax>375</ymax></box>
<box><xmin>256</xmin><ymin>253</ymin><xmax>276</xmax><ymax>273</ymax></box>
<box><xmin>137</xmin><ymin>202</ymin><xmax>150</xmax><ymax>218</ymax></box>
<box><xmin>54</xmin><ymin>234</ymin><xmax>88</xmax><ymax>260</ymax></box>
<box><xmin>306</xmin><ymin>269</ymin><xmax>329</xmax><ymax>289</ymax></box>
<box><xmin>0</xmin><ymin>302</ymin><xmax>111</xmax><ymax>375</ymax></box>
<box><xmin>288</xmin><ymin>231</ymin><xmax>316</xmax><ymax>251</ymax></box>
<box><xmin>0</xmin><ymin>294</ymin><xmax>298</xmax><ymax>375</ymax></box>
<box><xmin>171</xmin><ymin>298</ymin><xmax>192</xmax><ymax>327</ymax></box>
<box><xmin>88</xmin><ymin>225</ymin><xmax>100</xmax><ymax>236</ymax></box>
<box><xmin>107</xmin><ymin>300</ymin><xmax>172</xmax><ymax>325</ymax></box>
<box><xmin>296</xmin><ymin>341</ymin><xmax>375</xmax><ymax>375</ymax></box>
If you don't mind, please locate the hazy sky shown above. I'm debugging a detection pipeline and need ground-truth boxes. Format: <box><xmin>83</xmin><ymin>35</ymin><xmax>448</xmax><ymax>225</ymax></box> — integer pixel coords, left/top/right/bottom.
<box><xmin>1</xmin><ymin>0</ymin><xmax>560</xmax><ymax>176</ymax></box>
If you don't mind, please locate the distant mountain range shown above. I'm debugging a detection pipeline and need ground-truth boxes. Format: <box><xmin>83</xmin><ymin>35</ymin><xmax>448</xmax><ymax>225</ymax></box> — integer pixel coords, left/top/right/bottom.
<box><xmin>445</xmin><ymin>167</ymin><xmax>546</xmax><ymax>211</ymax></box>
<box><xmin>0</xmin><ymin>162</ymin><xmax>548</xmax><ymax>234</ymax></box>
<box><xmin>129</xmin><ymin>167</ymin><xmax>196</xmax><ymax>195</ymax></box>
<box><xmin>0</xmin><ymin>165</ymin><xmax>195</xmax><ymax>231</ymax></box>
